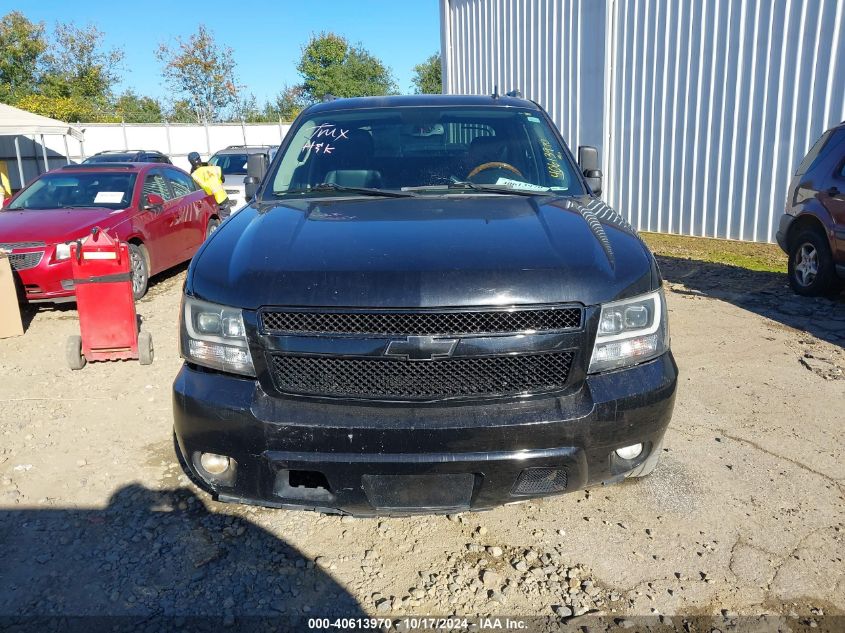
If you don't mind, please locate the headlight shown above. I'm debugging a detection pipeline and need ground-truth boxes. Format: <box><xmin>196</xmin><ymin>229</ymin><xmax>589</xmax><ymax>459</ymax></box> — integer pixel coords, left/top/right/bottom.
<box><xmin>588</xmin><ymin>289</ymin><xmax>669</xmax><ymax>373</ymax></box>
<box><xmin>180</xmin><ymin>296</ymin><xmax>255</xmax><ymax>376</ymax></box>
<box><xmin>55</xmin><ymin>243</ymin><xmax>72</xmax><ymax>260</ymax></box>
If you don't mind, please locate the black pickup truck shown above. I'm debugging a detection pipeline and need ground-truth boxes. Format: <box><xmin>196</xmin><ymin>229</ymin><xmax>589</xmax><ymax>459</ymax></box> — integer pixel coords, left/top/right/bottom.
<box><xmin>172</xmin><ymin>94</ymin><xmax>677</xmax><ymax>516</ymax></box>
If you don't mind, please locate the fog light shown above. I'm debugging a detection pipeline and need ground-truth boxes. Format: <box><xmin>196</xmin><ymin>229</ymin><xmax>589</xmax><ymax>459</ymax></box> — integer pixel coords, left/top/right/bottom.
<box><xmin>200</xmin><ymin>452</ymin><xmax>231</xmax><ymax>475</ymax></box>
<box><xmin>615</xmin><ymin>443</ymin><xmax>643</xmax><ymax>460</ymax></box>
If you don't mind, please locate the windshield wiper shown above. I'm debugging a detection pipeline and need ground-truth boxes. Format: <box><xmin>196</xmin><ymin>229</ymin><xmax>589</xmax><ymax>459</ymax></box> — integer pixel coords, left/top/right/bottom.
<box><xmin>404</xmin><ymin>182</ymin><xmax>555</xmax><ymax>197</ymax></box>
<box><xmin>272</xmin><ymin>182</ymin><xmax>416</xmax><ymax>198</ymax></box>
<box><xmin>59</xmin><ymin>204</ymin><xmax>112</xmax><ymax>209</ymax></box>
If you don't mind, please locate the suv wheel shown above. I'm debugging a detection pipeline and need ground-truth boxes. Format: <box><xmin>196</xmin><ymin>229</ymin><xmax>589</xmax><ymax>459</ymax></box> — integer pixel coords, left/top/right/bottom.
<box><xmin>787</xmin><ymin>229</ymin><xmax>837</xmax><ymax>296</ymax></box>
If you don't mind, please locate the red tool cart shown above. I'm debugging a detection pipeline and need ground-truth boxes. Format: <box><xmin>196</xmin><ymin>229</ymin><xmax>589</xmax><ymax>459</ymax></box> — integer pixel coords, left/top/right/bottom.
<box><xmin>66</xmin><ymin>228</ymin><xmax>153</xmax><ymax>369</ymax></box>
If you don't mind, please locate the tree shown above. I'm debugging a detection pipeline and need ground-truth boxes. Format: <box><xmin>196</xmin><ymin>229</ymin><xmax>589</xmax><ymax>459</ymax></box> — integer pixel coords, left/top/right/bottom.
<box><xmin>14</xmin><ymin>93</ymin><xmax>105</xmax><ymax>122</ymax></box>
<box><xmin>411</xmin><ymin>53</ymin><xmax>442</xmax><ymax>94</ymax></box>
<box><xmin>227</xmin><ymin>91</ymin><xmax>304</xmax><ymax>123</ymax></box>
<box><xmin>296</xmin><ymin>32</ymin><xmax>396</xmax><ymax>102</ymax></box>
<box><xmin>40</xmin><ymin>22</ymin><xmax>123</xmax><ymax>102</ymax></box>
<box><xmin>114</xmin><ymin>90</ymin><xmax>163</xmax><ymax>123</ymax></box>
<box><xmin>231</xmin><ymin>93</ymin><xmax>257</xmax><ymax>121</ymax></box>
<box><xmin>274</xmin><ymin>84</ymin><xmax>307</xmax><ymax>121</ymax></box>
<box><xmin>165</xmin><ymin>100</ymin><xmax>198</xmax><ymax>123</ymax></box>
<box><xmin>157</xmin><ymin>24</ymin><xmax>240</xmax><ymax>123</ymax></box>
<box><xmin>0</xmin><ymin>11</ymin><xmax>47</xmax><ymax>102</ymax></box>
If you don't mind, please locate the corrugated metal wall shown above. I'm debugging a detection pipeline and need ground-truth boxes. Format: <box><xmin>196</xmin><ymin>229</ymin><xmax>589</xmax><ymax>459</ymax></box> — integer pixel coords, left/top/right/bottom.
<box><xmin>441</xmin><ymin>0</ymin><xmax>607</xmax><ymax>152</ymax></box>
<box><xmin>441</xmin><ymin>0</ymin><xmax>845</xmax><ymax>242</ymax></box>
<box><xmin>606</xmin><ymin>0</ymin><xmax>845</xmax><ymax>242</ymax></box>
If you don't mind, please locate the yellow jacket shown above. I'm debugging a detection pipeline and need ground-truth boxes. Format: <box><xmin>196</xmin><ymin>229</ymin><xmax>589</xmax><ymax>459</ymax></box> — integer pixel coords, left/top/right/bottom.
<box><xmin>191</xmin><ymin>165</ymin><xmax>227</xmax><ymax>205</ymax></box>
<box><xmin>0</xmin><ymin>171</ymin><xmax>10</xmax><ymax>206</ymax></box>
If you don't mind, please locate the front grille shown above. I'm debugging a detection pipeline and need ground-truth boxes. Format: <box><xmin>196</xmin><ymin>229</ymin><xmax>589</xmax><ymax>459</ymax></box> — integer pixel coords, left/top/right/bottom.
<box><xmin>7</xmin><ymin>251</ymin><xmax>44</xmax><ymax>271</ymax></box>
<box><xmin>270</xmin><ymin>351</ymin><xmax>575</xmax><ymax>401</ymax></box>
<box><xmin>512</xmin><ymin>467</ymin><xmax>568</xmax><ymax>495</ymax></box>
<box><xmin>0</xmin><ymin>241</ymin><xmax>46</xmax><ymax>250</ymax></box>
<box><xmin>261</xmin><ymin>307</ymin><xmax>582</xmax><ymax>336</ymax></box>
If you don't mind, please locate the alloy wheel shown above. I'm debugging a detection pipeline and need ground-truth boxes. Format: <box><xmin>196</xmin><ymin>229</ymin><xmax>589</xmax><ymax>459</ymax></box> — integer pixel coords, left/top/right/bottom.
<box><xmin>130</xmin><ymin>249</ymin><xmax>146</xmax><ymax>296</ymax></box>
<box><xmin>793</xmin><ymin>242</ymin><xmax>819</xmax><ymax>287</ymax></box>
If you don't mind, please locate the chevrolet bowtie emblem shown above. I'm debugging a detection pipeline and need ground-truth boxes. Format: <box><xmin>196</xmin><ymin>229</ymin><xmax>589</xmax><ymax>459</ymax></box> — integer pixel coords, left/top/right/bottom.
<box><xmin>384</xmin><ymin>336</ymin><xmax>458</xmax><ymax>361</ymax></box>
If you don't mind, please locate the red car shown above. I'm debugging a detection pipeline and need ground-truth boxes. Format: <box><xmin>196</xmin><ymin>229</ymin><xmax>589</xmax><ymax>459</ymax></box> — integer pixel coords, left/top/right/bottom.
<box><xmin>0</xmin><ymin>163</ymin><xmax>220</xmax><ymax>301</ymax></box>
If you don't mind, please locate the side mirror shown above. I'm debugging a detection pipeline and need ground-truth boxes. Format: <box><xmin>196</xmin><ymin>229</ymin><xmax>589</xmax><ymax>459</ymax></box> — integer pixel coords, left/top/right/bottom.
<box><xmin>578</xmin><ymin>145</ymin><xmax>603</xmax><ymax>196</ymax></box>
<box><xmin>142</xmin><ymin>193</ymin><xmax>164</xmax><ymax>211</ymax></box>
<box><xmin>247</xmin><ymin>154</ymin><xmax>268</xmax><ymax>180</ymax></box>
<box><xmin>245</xmin><ymin>154</ymin><xmax>268</xmax><ymax>200</ymax></box>
<box><xmin>244</xmin><ymin>176</ymin><xmax>260</xmax><ymax>201</ymax></box>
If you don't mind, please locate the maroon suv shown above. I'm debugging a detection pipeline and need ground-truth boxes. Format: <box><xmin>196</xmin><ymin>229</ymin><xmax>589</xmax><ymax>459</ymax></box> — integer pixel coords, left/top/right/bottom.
<box><xmin>777</xmin><ymin>120</ymin><xmax>845</xmax><ymax>296</ymax></box>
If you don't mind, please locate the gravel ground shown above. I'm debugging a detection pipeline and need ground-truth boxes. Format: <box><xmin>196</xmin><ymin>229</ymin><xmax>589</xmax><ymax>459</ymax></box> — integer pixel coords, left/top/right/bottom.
<box><xmin>0</xmin><ymin>257</ymin><xmax>843</xmax><ymax>630</ymax></box>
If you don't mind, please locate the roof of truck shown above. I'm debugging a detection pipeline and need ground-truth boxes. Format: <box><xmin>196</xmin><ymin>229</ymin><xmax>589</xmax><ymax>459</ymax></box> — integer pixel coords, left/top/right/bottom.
<box><xmin>306</xmin><ymin>94</ymin><xmax>540</xmax><ymax>114</ymax></box>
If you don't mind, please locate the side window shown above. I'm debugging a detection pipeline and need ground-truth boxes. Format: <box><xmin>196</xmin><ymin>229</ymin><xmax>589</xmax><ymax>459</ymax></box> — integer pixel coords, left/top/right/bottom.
<box><xmin>142</xmin><ymin>172</ymin><xmax>173</xmax><ymax>201</ymax></box>
<box><xmin>797</xmin><ymin>129</ymin><xmax>845</xmax><ymax>177</ymax></box>
<box><xmin>165</xmin><ymin>168</ymin><xmax>198</xmax><ymax>198</ymax></box>
<box><xmin>833</xmin><ymin>133</ymin><xmax>845</xmax><ymax>180</ymax></box>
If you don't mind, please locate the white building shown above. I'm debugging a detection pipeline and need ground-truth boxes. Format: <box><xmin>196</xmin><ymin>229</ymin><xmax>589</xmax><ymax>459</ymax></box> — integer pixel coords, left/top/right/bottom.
<box><xmin>440</xmin><ymin>0</ymin><xmax>845</xmax><ymax>242</ymax></box>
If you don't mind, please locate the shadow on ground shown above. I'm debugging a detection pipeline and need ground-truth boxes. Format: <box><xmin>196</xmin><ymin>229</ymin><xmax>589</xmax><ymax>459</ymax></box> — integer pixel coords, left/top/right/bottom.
<box><xmin>656</xmin><ymin>255</ymin><xmax>845</xmax><ymax>348</ymax></box>
<box><xmin>0</xmin><ymin>485</ymin><xmax>364</xmax><ymax>630</ymax></box>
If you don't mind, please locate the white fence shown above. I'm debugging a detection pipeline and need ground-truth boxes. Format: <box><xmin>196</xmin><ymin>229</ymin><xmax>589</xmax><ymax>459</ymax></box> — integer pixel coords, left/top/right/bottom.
<box><xmin>441</xmin><ymin>0</ymin><xmax>845</xmax><ymax>242</ymax></box>
<box><xmin>0</xmin><ymin>121</ymin><xmax>292</xmax><ymax>189</ymax></box>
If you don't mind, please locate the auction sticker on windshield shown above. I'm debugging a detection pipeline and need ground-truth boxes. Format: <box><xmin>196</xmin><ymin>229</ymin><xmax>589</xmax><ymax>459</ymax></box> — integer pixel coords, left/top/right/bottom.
<box><xmin>94</xmin><ymin>191</ymin><xmax>124</xmax><ymax>204</ymax></box>
<box><xmin>494</xmin><ymin>178</ymin><xmax>550</xmax><ymax>192</ymax></box>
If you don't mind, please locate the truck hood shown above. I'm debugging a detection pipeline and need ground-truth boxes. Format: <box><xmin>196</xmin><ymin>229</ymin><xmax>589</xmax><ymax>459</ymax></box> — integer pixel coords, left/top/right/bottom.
<box><xmin>189</xmin><ymin>195</ymin><xmax>658</xmax><ymax>309</ymax></box>
<box><xmin>0</xmin><ymin>207</ymin><xmax>120</xmax><ymax>245</ymax></box>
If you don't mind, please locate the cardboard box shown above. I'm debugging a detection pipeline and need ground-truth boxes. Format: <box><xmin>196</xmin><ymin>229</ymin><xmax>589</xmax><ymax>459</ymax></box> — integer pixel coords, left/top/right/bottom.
<box><xmin>0</xmin><ymin>252</ymin><xmax>24</xmax><ymax>338</ymax></box>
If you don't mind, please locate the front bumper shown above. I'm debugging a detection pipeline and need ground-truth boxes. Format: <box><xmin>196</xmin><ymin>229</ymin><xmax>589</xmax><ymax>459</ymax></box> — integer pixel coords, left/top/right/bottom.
<box><xmin>10</xmin><ymin>248</ymin><xmax>75</xmax><ymax>302</ymax></box>
<box><xmin>173</xmin><ymin>353</ymin><xmax>677</xmax><ymax>516</ymax></box>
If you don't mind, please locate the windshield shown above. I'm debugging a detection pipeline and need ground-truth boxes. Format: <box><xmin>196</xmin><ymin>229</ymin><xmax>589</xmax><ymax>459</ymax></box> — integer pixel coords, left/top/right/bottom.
<box><xmin>209</xmin><ymin>153</ymin><xmax>250</xmax><ymax>175</ymax></box>
<box><xmin>267</xmin><ymin>106</ymin><xmax>584</xmax><ymax>197</ymax></box>
<box><xmin>6</xmin><ymin>172</ymin><xmax>137</xmax><ymax>210</ymax></box>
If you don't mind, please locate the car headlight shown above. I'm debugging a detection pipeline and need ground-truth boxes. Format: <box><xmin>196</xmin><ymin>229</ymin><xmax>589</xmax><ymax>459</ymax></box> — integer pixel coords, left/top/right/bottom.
<box><xmin>55</xmin><ymin>243</ymin><xmax>72</xmax><ymax>261</ymax></box>
<box><xmin>180</xmin><ymin>296</ymin><xmax>255</xmax><ymax>376</ymax></box>
<box><xmin>588</xmin><ymin>289</ymin><xmax>669</xmax><ymax>373</ymax></box>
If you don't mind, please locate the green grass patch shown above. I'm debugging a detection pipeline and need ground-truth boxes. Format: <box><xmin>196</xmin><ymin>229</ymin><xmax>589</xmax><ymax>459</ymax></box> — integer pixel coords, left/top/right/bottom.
<box><xmin>640</xmin><ymin>232</ymin><xmax>787</xmax><ymax>274</ymax></box>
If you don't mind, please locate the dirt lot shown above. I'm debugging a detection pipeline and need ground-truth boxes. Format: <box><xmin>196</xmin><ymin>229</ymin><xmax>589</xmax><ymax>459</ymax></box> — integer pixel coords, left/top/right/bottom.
<box><xmin>1</xmin><ymin>255</ymin><xmax>843</xmax><ymax>629</ymax></box>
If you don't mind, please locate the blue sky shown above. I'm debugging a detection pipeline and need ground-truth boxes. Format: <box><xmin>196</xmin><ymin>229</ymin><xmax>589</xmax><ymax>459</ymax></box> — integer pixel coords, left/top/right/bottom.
<box><xmin>16</xmin><ymin>0</ymin><xmax>442</xmax><ymax>103</ymax></box>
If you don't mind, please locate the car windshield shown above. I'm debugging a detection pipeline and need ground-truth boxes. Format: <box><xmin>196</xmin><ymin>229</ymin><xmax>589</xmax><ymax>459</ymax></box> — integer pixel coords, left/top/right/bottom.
<box><xmin>209</xmin><ymin>153</ymin><xmax>250</xmax><ymax>175</ymax></box>
<box><xmin>267</xmin><ymin>106</ymin><xmax>584</xmax><ymax>197</ymax></box>
<box><xmin>5</xmin><ymin>172</ymin><xmax>137</xmax><ymax>210</ymax></box>
<box><xmin>83</xmin><ymin>154</ymin><xmax>137</xmax><ymax>163</ymax></box>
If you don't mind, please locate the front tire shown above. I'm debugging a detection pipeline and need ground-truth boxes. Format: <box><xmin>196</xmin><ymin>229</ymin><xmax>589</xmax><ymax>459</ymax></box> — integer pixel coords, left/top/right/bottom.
<box><xmin>128</xmin><ymin>244</ymin><xmax>149</xmax><ymax>300</ymax></box>
<box><xmin>788</xmin><ymin>228</ymin><xmax>837</xmax><ymax>296</ymax></box>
